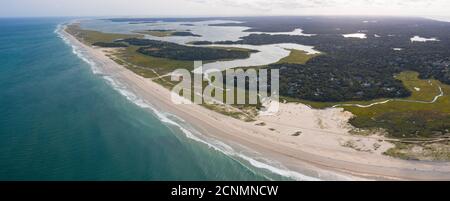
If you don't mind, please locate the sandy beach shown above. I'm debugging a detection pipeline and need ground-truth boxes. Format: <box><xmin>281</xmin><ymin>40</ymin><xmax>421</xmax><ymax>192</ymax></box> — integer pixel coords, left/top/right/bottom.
<box><xmin>62</xmin><ymin>27</ymin><xmax>450</xmax><ymax>181</ymax></box>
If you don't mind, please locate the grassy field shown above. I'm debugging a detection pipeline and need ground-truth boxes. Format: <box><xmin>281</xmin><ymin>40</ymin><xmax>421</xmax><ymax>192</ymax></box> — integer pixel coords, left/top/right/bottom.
<box><xmin>276</xmin><ymin>49</ymin><xmax>320</xmax><ymax>64</ymax></box>
<box><xmin>67</xmin><ymin>24</ymin><xmax>188</xmax><ymax>78</ymax></box>
<box><xmin>68</xmin><ymin>24</ymin><xmax>450</xmax><ymax>160</ymax></box>
<box><xmin>286</xmin><ymin>71</ymin><xmax>450</xmax><ymax>160</ymax></box>
<box><xmin>115</xmin><ymin>46</ymin><xmax>193</xmax><ymax>76</ymax></box>
<box><xmin>68</xmin><ymin>25</ymin><xmax>260</xmax><ymax>121</ymax></box>
<box><xmin>291</xmin><ymin>71</ymin><xmax>450</xmax><ymax>139</ymax></box>
<box><xmin>68</xmin><ymin>24</ymin><xmax>449</xmax><ymax>142</ymax></box>
<box><xmin>348</xmin><ymin>72</ymin><xmax>449</xmax><ymax>138</ymax></box>
<box><xmin>270</xmin><ymin>53</ymin><xmax>449</xmax><ymax>160</ymax></box>
<box><xmin>134</xmin><ymin>30</ymin><xmax>175</xmax><ymax>37</ymax></box>
<box><xmin>67</xmin><ymin>25</ymin><xmax>257</xmax><ymax>77</ymax></box>
<box><xmin>66</xmin><ymin>24</ymin><xmax>142</xmax><ymax>44</ymax></box>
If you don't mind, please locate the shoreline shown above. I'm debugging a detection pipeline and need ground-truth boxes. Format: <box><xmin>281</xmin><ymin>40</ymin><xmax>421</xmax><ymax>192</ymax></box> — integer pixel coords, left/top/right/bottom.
<box><xmin>60</xmin><ymin>24</ymin><xmax>450</xmax><ymax>181</ymax></box>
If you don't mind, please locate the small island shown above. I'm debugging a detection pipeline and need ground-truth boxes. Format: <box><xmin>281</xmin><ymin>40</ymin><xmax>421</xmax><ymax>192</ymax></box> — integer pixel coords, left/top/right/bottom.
<box><xmin>135</xmin><ymin>29</ymin><xmax>202</xmax><ymax>37</ymax></box>
<box><xmin>117</xmin><ymin>38</ymin><xmax>252</xmax><ymax>61</ymax></box>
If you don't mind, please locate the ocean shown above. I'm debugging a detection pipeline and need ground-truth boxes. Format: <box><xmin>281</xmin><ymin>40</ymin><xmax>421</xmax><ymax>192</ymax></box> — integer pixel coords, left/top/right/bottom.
<box><xmin>0</xmin><ymin>18</ymin><xmax>298</xmax><ymax>181</ymax></box>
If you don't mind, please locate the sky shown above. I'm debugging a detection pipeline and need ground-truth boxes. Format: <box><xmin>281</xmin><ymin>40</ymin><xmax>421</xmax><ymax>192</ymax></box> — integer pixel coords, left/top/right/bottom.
<box><xmin>1</xmin><ymin>0</ymin><xmax>450</xmax><ymax>17</ymax></box>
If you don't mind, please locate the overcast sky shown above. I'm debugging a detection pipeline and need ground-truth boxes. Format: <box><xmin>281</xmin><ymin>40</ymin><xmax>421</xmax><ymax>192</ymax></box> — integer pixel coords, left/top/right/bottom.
<box><xmin>2</xmin><ymin>0</ymin><xmax>450</xmax><ymax>17</ymax></box>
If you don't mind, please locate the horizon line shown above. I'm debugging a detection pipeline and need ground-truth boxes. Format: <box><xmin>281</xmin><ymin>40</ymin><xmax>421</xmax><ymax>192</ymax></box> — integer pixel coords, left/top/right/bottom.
<box><xmin>1</xmin><ymin>14</ymin><xmax>449</xmax><ymax>19</ymax></box>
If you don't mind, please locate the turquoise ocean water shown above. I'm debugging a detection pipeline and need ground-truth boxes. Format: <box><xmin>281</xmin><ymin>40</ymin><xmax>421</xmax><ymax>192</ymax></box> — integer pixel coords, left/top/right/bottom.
<box><xmin>0</xmin><ymin>18</ymin><xmax>291</xmax><ymax>181</ymax></box>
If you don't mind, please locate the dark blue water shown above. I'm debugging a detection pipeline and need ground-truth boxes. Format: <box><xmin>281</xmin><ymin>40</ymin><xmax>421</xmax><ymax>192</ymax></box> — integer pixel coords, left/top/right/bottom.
<box><xmin>0</xmin><ymin>18</ymin><xmax>268</xmax><ymax>181</ymax></box>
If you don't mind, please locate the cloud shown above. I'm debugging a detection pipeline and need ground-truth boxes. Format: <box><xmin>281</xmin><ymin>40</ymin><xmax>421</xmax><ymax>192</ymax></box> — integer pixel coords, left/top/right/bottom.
<box><xmin>188</xmin><ymin>0</ymin><xmax>449</xmax><ymax>15</ymax></box>
<box><xmin>2</xmin><ymin>0</ymin><xmax>449</xmax><ymax>17</ymax></box>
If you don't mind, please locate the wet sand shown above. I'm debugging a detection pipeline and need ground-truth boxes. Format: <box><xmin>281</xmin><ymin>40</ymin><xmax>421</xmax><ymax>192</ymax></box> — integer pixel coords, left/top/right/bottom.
<box><xmin>63</xmin><ymin>27</ymin><xmax>450</xmax><ymax>181</ymax></box>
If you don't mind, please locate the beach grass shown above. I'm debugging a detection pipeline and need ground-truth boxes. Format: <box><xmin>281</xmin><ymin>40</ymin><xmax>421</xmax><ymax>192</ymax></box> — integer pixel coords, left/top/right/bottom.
<box><xmin>291</xmin><ymin>71</ymin><xmax>450</xmax><ymax>138</ymax></box>
<box><xmin>67</xmin><ymin>24</ymin><xmax>449</xmax><ymax>140</ymax></box>
<box><xmin>66</xmin><ymin>24</ymin><xmax>142</xmax><ymax>44</ymax></box>
<box><xmin>67</xmin><ymin>26</ymin><xmax>260</xmax><ymax>121</ymax></box>
<box><xmin>384</xmin><ymin>141</ymin><xmax>450</xmax><ymax>161</ymax></box>
<box><xmin>115</xmin><ymin>46</ymin><xmax>193</xmax><ymax>76</ymax></box>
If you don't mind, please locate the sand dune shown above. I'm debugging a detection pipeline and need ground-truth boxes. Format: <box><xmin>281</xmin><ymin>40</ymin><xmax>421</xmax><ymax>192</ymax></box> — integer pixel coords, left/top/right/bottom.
<box><xmin>63</xmin><ymin>27</ymin><xmax>450</xmax><ymax>181</ymax></box>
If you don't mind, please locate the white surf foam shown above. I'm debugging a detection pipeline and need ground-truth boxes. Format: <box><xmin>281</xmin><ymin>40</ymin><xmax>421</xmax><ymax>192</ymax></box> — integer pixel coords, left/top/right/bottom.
<box><xmin>55</xmin><ymin>23</ymin><xmax>331</xmax><ymax>181</ymax></box>
<box><xmin>55</xmin><ymin>24</ymin><xmax>103</xmax><ymax>75</ymax></box>
<box><xmin>410</xmin><ymin>36</ymin><xmax>440</xmax><ymax>42</ymax></box>
<box><xmin>343</xmin><ymin>33</ymin><xmax>367</xmax><ymax>39</ymax></box>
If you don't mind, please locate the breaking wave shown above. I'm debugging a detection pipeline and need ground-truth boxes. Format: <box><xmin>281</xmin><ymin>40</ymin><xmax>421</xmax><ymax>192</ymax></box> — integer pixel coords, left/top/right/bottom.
<box><xmin>55</xmin><ymin>23</ymin><xmax>328</xmax><ymax>181</ymax></box>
